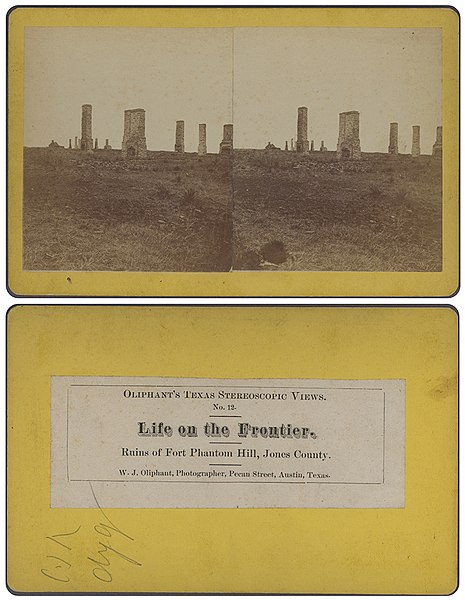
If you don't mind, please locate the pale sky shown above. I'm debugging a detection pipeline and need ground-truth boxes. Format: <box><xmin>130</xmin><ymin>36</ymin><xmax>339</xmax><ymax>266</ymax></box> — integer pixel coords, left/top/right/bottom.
<box><xmin>24</xmin><ymin>27</ymin><xmax>441</xmax><ymax>153</ymax></box>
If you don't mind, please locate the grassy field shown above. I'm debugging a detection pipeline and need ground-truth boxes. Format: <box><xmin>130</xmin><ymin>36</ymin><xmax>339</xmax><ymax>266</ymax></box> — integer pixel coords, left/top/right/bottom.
<box><xmin>23</xmin><ymin>147</ymin><xmax>441</xmax><ymax>272</ymax></box>
<box><xmin>233</xmin><ymin>150</ymin><xmax>442</xmax><ymax>271</ymax></box>
<box><xmin>23</xmin><ymin>148</ymin><xmax>232</xmax><ymax>272</ymax></box>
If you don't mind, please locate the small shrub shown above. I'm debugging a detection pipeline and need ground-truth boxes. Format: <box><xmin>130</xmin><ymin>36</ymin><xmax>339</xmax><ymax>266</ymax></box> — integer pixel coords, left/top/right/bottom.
<box><xmin>367</xmin><ymin>184</ymin><xmax>385</xmax><ymax>201</ymax></box>
<box><xmin>154</xmin><ymin>183</ymin><xmax>173</xmax><ymax>200</ymax></box>
<box><xmin>394</xmin><ymin>188</ymin><xmax>409</xmax><ymax>203</ymax></box>
<box><xmin>260</xmin><ymin>240</ymin><xmax>287</xmax><ymax>264</ymax></box>
<box><xmin>182</xmin><ymin>187</ymin><xmax>198</xmax><ymax>205</ymax></box>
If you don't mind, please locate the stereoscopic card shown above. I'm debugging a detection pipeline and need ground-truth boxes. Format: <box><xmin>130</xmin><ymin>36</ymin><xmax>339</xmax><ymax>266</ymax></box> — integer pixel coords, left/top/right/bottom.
<box><xmin>7</xmin><ymin>7</ymin><xmax>459</xmax><ymax>296</ymax></box>
<box><xmin>7</xmin><ymin>305</ymin><xmax>457</xmax><ymax>593</ymax></box>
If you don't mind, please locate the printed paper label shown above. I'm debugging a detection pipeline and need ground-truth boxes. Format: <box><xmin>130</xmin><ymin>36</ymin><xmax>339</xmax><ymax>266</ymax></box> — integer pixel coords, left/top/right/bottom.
<box><xmin>51</xmin><ymin>377</ymin><xmax>405</xmax><ymax>508</ymax></box>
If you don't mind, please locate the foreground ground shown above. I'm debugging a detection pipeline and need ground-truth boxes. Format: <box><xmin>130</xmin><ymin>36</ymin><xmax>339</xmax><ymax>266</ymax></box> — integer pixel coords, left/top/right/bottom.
<box><xmin>23</xmin><ymin>148</ymin><xmax>232</xmax><ymax>272</ymax></box>
<box><xmin>233</xmin><ymin>150</ymin><xmax>442</xmax><ymax>272</ymax></box>
<box><xmin>23</xmin><ymin>147</ymin><xmax>442</xmax><ymax>272</ymax></box>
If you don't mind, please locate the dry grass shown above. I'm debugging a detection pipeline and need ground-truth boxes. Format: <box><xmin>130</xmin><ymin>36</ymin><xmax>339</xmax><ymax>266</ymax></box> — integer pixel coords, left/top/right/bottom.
<box><xmin>232</xmin><ymin>150</ymin><xmax>442</xmax><ymax>272</ymax></box>
<box><xmin>23</xmin><ymin>148</ymin><xmax>232</xmax><ymax>272</ymax></box>
<box><xmin>23</xmin><ymin>147</ymin><xmax>442</xmax><ymax>273</ymax></box>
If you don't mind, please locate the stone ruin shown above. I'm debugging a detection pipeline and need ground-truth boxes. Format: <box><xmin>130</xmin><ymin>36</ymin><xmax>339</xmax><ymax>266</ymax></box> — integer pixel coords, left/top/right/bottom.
<box><xmin>432</xmin><ymin>126</ymin><xmax>442</xmax><ymax>158</ymax></box>
<box><xmin>388</xmin><ymin>122</ymin><xmax>399</xmax><ymax>154</ymax></box>
<box><xmin>411</xmin><ymin>125</ymin><xmax>421</xmax><ymax>157</ymax></box>
<box><xmin>80</xmin><ymin>104</ymin><xmax>93</xmax><ymax>152</ymax></box>
<box><xmin>58</xmin><ymin>102</ymin><xmax>443</xmax><ymax>162</ymax></box>
<box><xmin>198</xmin><ymin>123</ymin><xmax>207</xmax><ymax>155</ymax></box>
<box><xmin>175</xmin><ymin>120</ymin><xmax>185</xmax><ymax>153</ymax></box>
<box><xmin>336</xmin><ymin>111</ymin><xmax>361</xmax><ymax>159</ymax></box>
<box><xmin>219</xmin><ymin>124</ymin><xmax>233</xmax><ymax>155</ymax></box>
<box><xmin>296</xmin><ymin>106</ymin><xmax>309</xmax><ymax>153</ymax></box>
<box><xmin>122</xmin><ymin>108</ymin><xmax>147</xmax><ymax>159</ymax></box>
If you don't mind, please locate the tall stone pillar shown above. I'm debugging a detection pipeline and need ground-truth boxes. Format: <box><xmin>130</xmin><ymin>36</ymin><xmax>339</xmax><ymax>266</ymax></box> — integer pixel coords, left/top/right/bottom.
<box><xmin>285</xmin><ymin>141</ymin><xmax>288</xmax><ymax>151</ymax></box>
<box><xmin>411</xmin><ymin>125</ymin><xmax>421</xmax><ymax>157</ymax></box>
<box><xmin>290</xmin><ymin>138</ymin><xmax>294</xmax><ymax>151</ymax></box>
<box><xmin>175</xmin><ymin>120</ymin><xmax>185</xmax><ymax>153</ymax></box>
<box><xmin>336</xmin><ymin>111</ymin><xmax>361</xmax><ymax>159</ymax></box>
<box><xmin>219</xmin><ymin>124</ymin><xmax>233</xmax><ymax>155</ymax></box>
<box><xmin>388</xmin><ymin>122</ymin><xmax>399</xmax><ymax>154</ymax></box>
<box><xmin>80</xmin><ymin>104</ymin><xmax>93</xmax><ymax>151</ymax></box>
<box><xmin>68</xmin><ymin>139</ymin><xmax>72</xmax><ymax>149</ymax></box>
<box><xmin>74</xmin><ymin>136</ymin><xmax>78</xmax><ymax>149</ymax></box>
<box><xmin>198</xmin><ymin>123</ymin><xmax>207</xmax><ymax>155</ymax></box>
<box><xmin>122</xmin><ymin>108</ymin><xmax>147</xmax><ymax>158</ymax></box>
<box><xmin>94</xmin><ymin>138</ymin><xmax>99</xmax><ymax>150</ymax></box>
<box><xmin>320</xmin><ymin>141</ymin><xmax>327</xmax><ymax>152</ymax></box>
<box><xmin>296</xmin><ymin>106</ymin><xmax>309</xmax><ymax>153</ymax></box>
<box><xmin>432</xmin><ymin>126</ymin><xmax>442</xmax><ymax>157</ymax></box>
<box><xmin>310</xmin><ymin>140</ymin><xmax>314</xmax><ymax>151</ymax></box>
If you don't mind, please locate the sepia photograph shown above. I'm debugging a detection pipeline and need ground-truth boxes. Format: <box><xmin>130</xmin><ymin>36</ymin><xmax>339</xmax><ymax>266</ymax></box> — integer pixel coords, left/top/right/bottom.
<box><xmin>22</xmin><ymin>25</ymin><xmax>442</xmax><ymax>273</ymax></box>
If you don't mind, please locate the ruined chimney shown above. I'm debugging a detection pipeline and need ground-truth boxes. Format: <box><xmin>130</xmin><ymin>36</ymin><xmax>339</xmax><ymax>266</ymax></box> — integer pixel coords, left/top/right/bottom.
<box><xmin>198</xmin><ymin>123</ymin><xmax>207</xmax><ymax>155</ymax></box>
<box><xmin>175</xmin><ymin>120</ymin><xmax>185</xmax><ymax>153</ymax></box>
<box><xmin>296</xmin><ymin>107</ymin><xmax>309</xmax><ymax>153</ymax></box>
<box><xmin>336</xmin><ymin>111</ymin><xmax>361</xmax><ymax>159</ymax></box>
<box><xmin>122</xmin><ymin>108</ymin><xmax>147</xmax><ymax>158</ymax></box>
<box><xmin>219</xmin><ymin>124</ymin><xmax>233</xmax><ymax>155</ymax></box>
<box><xmin>432</xmin><ymin>126</ymin><xmax>442</xmax><ymax>158</ymax></box>
<box><xmin>80</xmin><ymin>104</ymin><xmax>93</xmax><ymax>151</ymax></box>
<box><xmin>411</xmin><ymin>125</ymin><xmax>421</xmax><ymax>157</ymax></box>
<box><xmin>388</xmin><ymin>122</ymin><xmax>399</xmax><ymax>154</ymax></box>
